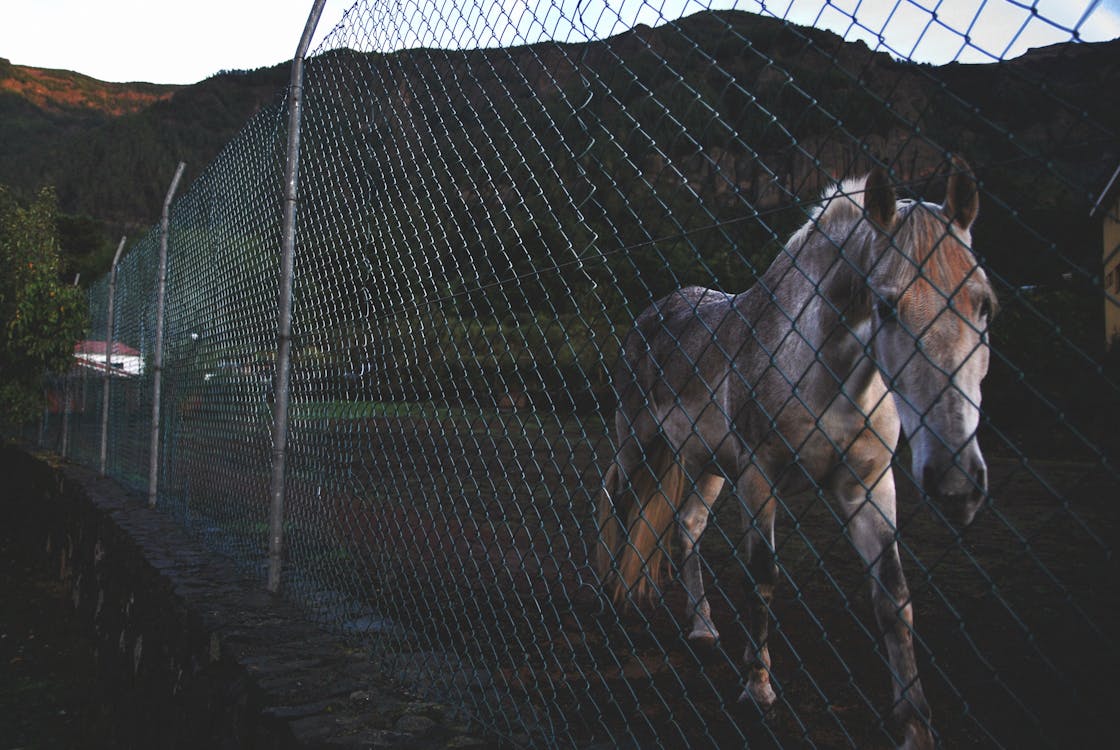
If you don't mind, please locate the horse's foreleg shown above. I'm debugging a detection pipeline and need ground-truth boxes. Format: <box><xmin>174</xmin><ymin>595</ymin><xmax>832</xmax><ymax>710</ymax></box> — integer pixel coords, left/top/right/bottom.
<box><xmin>678</xmin><ymin>473</ymin><xmax>724</xmax><ymax>643</ymax></box>
<box><xmin>737</xmin><ymin>469</ymin><xmax>778</xmax><ymax>709</ymax></box>
<box><xmin>840</xmin><ymin>469</ymin><xmax>934</xmax><ymax>750</ymax></box>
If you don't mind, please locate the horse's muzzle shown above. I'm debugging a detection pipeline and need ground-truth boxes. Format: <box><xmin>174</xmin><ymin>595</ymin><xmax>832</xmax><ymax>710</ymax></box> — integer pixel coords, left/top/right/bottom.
<box><xmin>924</xmin><ymin>461</ymin><xmax>987</xmax><ymax>527</ymax></box>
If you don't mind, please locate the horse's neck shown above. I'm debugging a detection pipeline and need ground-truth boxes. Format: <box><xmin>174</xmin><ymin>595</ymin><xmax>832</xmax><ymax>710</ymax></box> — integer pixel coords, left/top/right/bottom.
<box><xmin>739</xmin><ymin>226</ymin><xmax>875</xmax><ymax>376</ymax></box>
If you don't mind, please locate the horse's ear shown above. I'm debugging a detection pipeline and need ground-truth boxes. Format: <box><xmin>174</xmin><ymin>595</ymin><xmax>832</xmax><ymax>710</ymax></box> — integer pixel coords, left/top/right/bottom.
<box><xmin>944</xmin><ymin>155</ymin><xmax>979</xmax><ymax>230</ymax></box>
<box><xmin>864</xmin><ymin>167</ymin><xmax>897</xmax><ymax>231</ymax></box>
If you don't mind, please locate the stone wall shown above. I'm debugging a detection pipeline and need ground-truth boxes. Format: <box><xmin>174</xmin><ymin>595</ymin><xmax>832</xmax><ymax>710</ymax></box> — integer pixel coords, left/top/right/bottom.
<box><xmin>1</xmin><ymin>443</ymin><xmax>484</xmax><ymax>749</ymax></box>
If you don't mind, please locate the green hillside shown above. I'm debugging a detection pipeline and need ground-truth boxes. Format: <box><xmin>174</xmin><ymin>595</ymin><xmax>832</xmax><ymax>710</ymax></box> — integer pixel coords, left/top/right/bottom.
<box><xmin>0</xmin><ymin>58</ymin><xmax>288</xmax><ymax>280</ymax></box>
<box><xmin>1</xmin><ymin>9</ymin><xmax>1118</xmax><ymax>291</ymax></box>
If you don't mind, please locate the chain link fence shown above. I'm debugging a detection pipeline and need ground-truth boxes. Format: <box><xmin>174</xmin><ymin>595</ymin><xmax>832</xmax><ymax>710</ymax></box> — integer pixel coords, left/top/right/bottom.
<box><xmin>32</xmin><ymin>0</ymin><xmax>1120</xmax><ymax>746</ymax></box>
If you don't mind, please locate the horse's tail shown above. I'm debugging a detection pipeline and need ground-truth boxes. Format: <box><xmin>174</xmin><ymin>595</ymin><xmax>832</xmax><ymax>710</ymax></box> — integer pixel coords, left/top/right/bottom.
<box><xmin>597</xmin><ymin>439</ymin><xmax>687</xmax><ymax>605</ymax></box>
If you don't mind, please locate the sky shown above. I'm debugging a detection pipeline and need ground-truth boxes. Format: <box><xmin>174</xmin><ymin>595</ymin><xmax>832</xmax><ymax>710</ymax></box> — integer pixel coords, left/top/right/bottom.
<box><xmin>1</xmin><ymin>0</ymin><xmax>1119</xmax><ymax>85</ymax></box>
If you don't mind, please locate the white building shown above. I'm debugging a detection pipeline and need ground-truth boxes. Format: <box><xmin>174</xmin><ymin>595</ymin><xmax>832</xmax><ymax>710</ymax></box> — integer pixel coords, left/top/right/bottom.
<box><xmin>73</xmin><ymin>340</ymin><xmax>144</xmax><ymax>377</ymax></box>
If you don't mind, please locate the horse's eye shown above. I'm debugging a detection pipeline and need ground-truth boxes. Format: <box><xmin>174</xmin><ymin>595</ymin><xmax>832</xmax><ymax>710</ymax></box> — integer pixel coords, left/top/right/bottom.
<box><xmin>876</xmin><ymin>297</ymin><xmax>898</xmax><ymax>323</ymax></box>
<box><xmin>979</xmin><ymin>297</ymin><xmax>992</xmax><ymax>321</ymax></box>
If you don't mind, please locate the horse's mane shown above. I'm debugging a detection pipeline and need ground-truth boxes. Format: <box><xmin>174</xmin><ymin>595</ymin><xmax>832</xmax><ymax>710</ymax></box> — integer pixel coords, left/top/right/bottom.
<box><xmin>786</xmin><ymin>175</ymin><xmax>871</xmax><ymax>250</ymax></box>
<box><xmin>785</xmin><ymin>171</ymin><xmax>992</xmax><ymax>310</ymax></box>
<box><xmin>789</xmin><ymin>172</ymin><xmax>981</xmax><ymax>256</ymax></box>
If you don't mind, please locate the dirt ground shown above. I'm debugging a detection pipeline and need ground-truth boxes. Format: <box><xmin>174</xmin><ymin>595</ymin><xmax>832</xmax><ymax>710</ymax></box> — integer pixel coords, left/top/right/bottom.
<box><xmin>48</xmin><ymin>408</ymin><xmax>1120</xmax><ymax>748</ymax></box>
<box><xmin>230</xmin><ymin>413</ymin><xmax>1114</xmax><ymax>749</ymax></box>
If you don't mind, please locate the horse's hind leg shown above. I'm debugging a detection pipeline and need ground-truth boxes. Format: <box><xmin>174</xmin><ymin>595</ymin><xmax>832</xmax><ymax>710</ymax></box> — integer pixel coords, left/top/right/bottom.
<box><xmin>835</xmin><ymin>467</ymin><xmax>933</xmax><ymax>750</ymax></box>
<box><xmin>736</xmin><ymin>467</ymin><xmax>779</xmax><ymax>709</ymax></box>
<box><xmin>678</xmin><ymin>472</ymin><xmax>725</xmax><ymax>643</ymax></box>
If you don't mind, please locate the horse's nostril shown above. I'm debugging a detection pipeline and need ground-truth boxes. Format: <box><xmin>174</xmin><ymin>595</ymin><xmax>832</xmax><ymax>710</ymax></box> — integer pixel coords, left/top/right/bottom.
<box><xmin>973</xmin><ymin>464</ymin><xmax>987</xmax><ymax>493</ymax></box>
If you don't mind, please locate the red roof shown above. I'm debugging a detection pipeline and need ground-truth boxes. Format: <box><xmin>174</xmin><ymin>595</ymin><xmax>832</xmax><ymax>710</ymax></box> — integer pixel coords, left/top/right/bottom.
<box><xmin>74</xmin><ymin>340</ymin><xmax>141</xmax><ymax>357</ymax></box>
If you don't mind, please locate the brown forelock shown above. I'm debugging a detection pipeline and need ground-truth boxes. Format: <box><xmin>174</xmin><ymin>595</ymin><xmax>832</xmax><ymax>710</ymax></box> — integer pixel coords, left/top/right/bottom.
<box><xmin>892</xmin><ymin>204</ymin><xmax>984</xmax><ymax>327</ymax></box>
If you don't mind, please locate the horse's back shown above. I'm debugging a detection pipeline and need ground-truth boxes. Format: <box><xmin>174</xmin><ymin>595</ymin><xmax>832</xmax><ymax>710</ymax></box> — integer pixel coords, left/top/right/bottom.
<box><xmin>630</xmin><ymin>284</ymin><xmax>735</xmax><ymax>338</ymax></box>
<box><xmin>625</xmin><ymin>285</ymin><xmax>734</xmax><ymax>370</ymax></box>
<box><xmin>617</xmin><ymin>286</ymin><xmax>740</xmax><ymax>426</ymax></box>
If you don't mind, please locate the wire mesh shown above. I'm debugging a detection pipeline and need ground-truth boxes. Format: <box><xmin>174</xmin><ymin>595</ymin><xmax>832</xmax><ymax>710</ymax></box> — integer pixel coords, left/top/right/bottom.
<box><xmin>38</xmin><ymin>1</ymin><xmax>1120</xmax><ymax>747</ymax></box>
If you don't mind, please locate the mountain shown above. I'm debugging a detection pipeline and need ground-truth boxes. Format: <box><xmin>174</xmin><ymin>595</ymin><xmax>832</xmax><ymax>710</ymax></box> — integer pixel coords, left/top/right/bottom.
<box><xmin>284</xmin><ymin>11</ymin><xmax>1120</xmax><ymax>293</ymax></box>
<box><xmin>0</xmin><ymin>58</ymin><xmax>176</xmax><ymax>115</ymax></box>
<box><xmin>0</xmin><ymin>57</ymin><xmax>177</xmax><ymax>235</ymax></box>
<box><xmin>0</xmin><ymin>57</ymin><xmax>289</xmax><ymax>280</ymax></box>
<box><xmin>1</xmin><ymin>10</ymin><xmax>1118</xmax><ymax>289</ymax></box>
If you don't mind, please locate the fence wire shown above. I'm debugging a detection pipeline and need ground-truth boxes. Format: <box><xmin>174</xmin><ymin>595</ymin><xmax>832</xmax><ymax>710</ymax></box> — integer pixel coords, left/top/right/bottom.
<box><xmin>34</xmin><ymin>1</ymin><xmax>1120</xmax><ymax>747</ymax></box>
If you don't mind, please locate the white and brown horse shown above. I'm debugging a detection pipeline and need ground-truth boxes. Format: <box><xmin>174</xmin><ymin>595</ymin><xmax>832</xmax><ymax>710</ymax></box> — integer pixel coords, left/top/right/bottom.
<box><xmin>598</xmin><ymin>158</ymin><xmax>993</xmax><ymax>749</ymax></box>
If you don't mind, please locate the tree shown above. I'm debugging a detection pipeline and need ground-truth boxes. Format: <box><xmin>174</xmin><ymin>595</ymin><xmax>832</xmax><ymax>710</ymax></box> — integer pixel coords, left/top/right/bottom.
<box><xmin>0</xmin><ymin>186</ymin><xmax>88</xmax><ymax>427</ymax></box>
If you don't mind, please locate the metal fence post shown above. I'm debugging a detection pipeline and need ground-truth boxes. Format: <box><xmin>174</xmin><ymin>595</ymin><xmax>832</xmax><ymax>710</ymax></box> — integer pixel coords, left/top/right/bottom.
<box><xmin>100</xmin><ymin>235</ymin><xmax>127</xmax><ymax>477</ymax></box>
<box><xmin>38</xmin><ymin>392</ymin><xmax>47</xmax><ymax>448</ymax></box>
<box><xmin>148</xmin><ymin>162</ymin><xmax>186</xmax><ymax>508</ymax></box>
<box><xmin>60</xmin><ymin>376</ymin><xmax>71</xmax><ymax>457</ymax></box>
<box><xmin>268</xmin><ymin>0</ymin><xmax>327</xmax><ymax>594</ymax></box>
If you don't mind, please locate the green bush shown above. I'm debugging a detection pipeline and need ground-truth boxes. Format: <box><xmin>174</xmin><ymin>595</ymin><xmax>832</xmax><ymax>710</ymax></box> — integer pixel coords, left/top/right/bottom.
<box><xmin>0</xmin><ymin>186</ymin><xmax>88</xmax><ymax>427</ymax></box>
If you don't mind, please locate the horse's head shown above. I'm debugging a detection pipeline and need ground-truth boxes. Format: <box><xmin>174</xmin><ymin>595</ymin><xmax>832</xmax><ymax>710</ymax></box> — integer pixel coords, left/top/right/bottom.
<box><xmin>861</xmin><ymin>159</ymin><xmax>994</xmax><ymax>527</ymax></box>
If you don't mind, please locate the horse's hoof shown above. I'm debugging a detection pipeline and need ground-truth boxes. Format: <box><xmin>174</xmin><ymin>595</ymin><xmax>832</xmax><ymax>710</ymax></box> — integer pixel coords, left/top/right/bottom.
<box><xmin>897</xmin><ymin>721</ymin><xmax>935</xmax><ymax>750</ymax></box>
<box><xmin>738</xmin><ymin>678</ymin><xmax>777</xmax><ymax>710</ymax></box>
<box><xmin>687</xmin><ymin>626</ymin><xmax>720</xmax><ymax>644</ymax></box>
